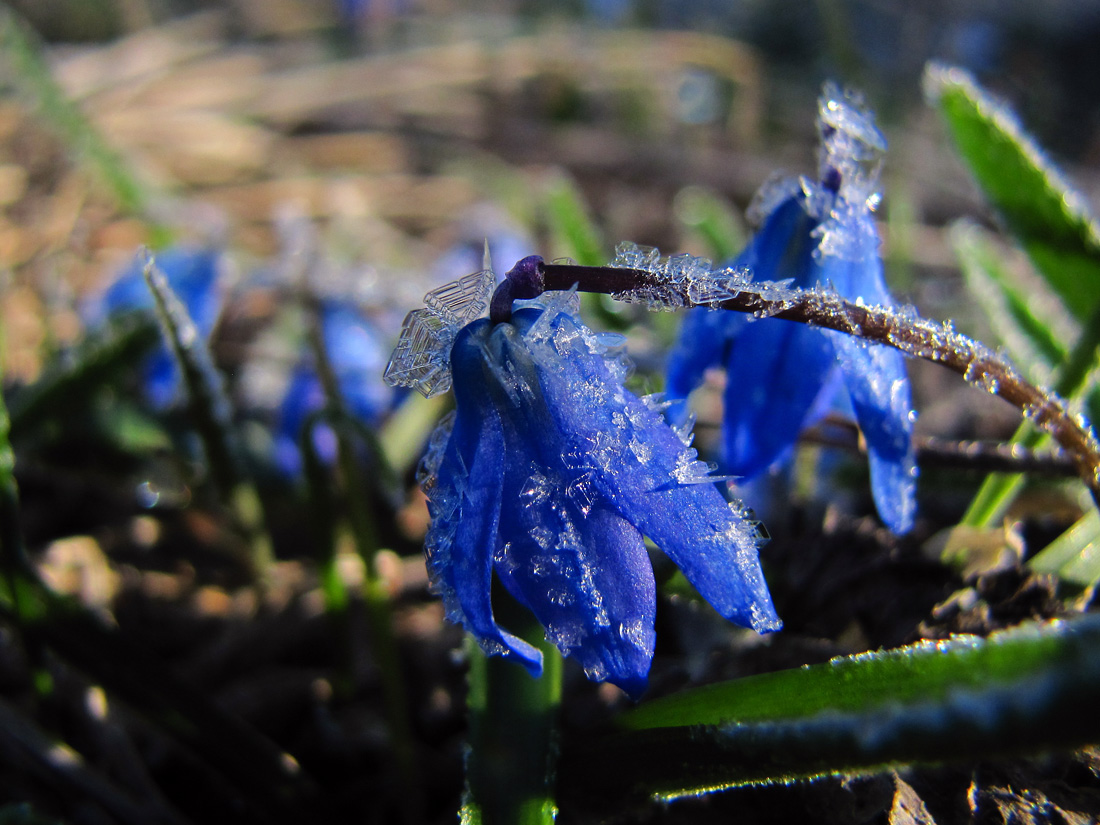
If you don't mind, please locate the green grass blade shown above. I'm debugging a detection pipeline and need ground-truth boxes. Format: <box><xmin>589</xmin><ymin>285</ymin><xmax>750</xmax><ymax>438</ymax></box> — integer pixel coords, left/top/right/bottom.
<box><xmin>925</xmin><ymin>63</ymin><xmax>1100</xmax><ymax>320</ymax></box>
<box><xmin>464</xmin><ymin>611</ymin><xmax>563</xmax><ymax>825</ymax></box>
<box><xmin>141</xmin><ymin>254</ymin><xmax>274</xmax><ymax>581</ymax></box>
<box><xmin>560</xmin><ymin>616</ymin><xmax>1100</xmax><ymax>811</ymax></box>
<box><xmin>1028</xmin><ymin>509</ymin><xmax>1100</xmax><ymax>588</ymax></box>
<box><xmin>0</xmin><ymin>7</ymin><xmax>161</xmax><ymax>226</ymax></box>
<box><xmin>6</xmin><ymin>318</ymin><xmax>159</xmax><ymax>438</ymax></box>
<box><xmin>542</xmin><ymin>173</ymin><xmax>606</xmax><ymax>267</ymax></box>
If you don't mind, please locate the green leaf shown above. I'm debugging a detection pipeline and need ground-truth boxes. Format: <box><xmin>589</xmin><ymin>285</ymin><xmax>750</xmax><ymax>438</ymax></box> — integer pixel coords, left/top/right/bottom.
<box><xmin>621</xmin><ymin>620</ymin><xmax>1069</xmax><ymax>731</ymax></box>
<box><xmin>560</xmin><ymin>617</ymin><xmax>1100</xmax><ymax>811</ymax></box>
<box><xmin>1029</xmin><ymin>509</ymin><xmax>1100</xmax><ymax>588</ymax></box>
<box><xmin>673</xmin><ymin>185</ymin><xmax>745</xmax><ymax>263</ymax></box>
<box><xmin>950</xmin><ymin>220</ymin><xmax>1068</xmax><ymax>380</ymax></box>
<box><xmin>542</xmin><ymin>174</ymin><xmax>606</xmax><ymax>267</ymax></box>
<box><xmin>925</xmin><ymin>63</ymin><xmax>1100</xmax><ymax>320</ymax></box>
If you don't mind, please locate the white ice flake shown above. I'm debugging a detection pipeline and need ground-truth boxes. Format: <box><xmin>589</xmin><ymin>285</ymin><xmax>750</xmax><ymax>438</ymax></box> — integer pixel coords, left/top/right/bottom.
<box><xmin>383</xmin><ymin>268</ymin><xmax>495</xmax><ymax>397</ymax></box>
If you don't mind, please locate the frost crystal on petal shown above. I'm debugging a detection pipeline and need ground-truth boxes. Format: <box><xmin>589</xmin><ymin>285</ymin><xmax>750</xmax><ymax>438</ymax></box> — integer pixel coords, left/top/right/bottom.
<box><xmin>383</xmin><ymin>268</ymin><xmax>495</xmax><ymax>397</ymax></box>
<box><xmin>817</xmin><ymin>82</ymin><xmax>887</xmax><ymax>204</ymax></box>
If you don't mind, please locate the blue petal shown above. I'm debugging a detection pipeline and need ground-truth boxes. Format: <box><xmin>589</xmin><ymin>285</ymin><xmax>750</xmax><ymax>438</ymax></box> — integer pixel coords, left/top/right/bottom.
<box><xmin>829</xmin><ymin>332</ymin><xmax>917</xmax><ymax>534</ymax></box>
<box><xmin>496</xmin><ymin>487</ymin><xmax>656</xmax><ymax>698</ymax></box>
<box><xmin>425</xmin><ymin>322</ymin><xmax>543</xmax><ymax>674</ymax></box>
<box><xmin>665</xmin><ymin>307</ymin><xmax>743</xmax><ymax>425</ymax></box>
<box><xmin>510</xmin><ymin>307</ymin><xmax>781</xmax><ymax>634</ymax></box>
<box><xmin>722</xmin><ymin>316</ymin><xmax>836</xmax><ymax>477</ymax></box>
<box><xmin>819</xmin><ymin>205</ymin><xmax>917</xmax><ymax>533</ymax></box>
<box><xmin>480</xmin><ymin>317</ymin><xmax>657</xmax><ymax>693</ymax></box>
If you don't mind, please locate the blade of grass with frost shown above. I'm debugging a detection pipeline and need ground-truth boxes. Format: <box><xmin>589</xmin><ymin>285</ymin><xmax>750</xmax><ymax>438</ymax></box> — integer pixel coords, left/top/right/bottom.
<box><xmin>926</xmin><ymin>64</ymin><xmax>1100</xmax><ymax>527</ymax></box>
<box><xmin>141</xmin><ymin>256</ymin><xmax>274</xmax><ymax>581</ymax></box>
<box><xmin>0</xmin><ymin>8</ymin><xmax>166</xmax><ymax>240</ymax></box>
<box><xmin>558</xmin><ymin>615</ymin><xmax>1100</xmax><ymax>812</ymax></box>
<box><xmin>925</xmin><ymin>63</ymin><xmax>1100</xmax><ymax>317</ymax></box>
<box><xmin>1029</xmin><ymin>509</ymin><xmax>1100</xmax><ymax>588</ymax></box>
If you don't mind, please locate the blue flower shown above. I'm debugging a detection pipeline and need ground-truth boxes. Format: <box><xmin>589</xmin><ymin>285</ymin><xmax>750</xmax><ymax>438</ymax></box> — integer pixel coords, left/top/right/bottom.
<box><xmin>666</xmin><ymin>83</ymin><xmax>917</xmax><ymax>534</ymax></box>
<box><xmin>89</xmin><ymin>246</ymin><xmax>222</xmax><ymax>409</ymax></box>
<box><xmin>273</xmin><ymin>302</ymin><xmax>393</xmax><ymax>478</ymax></box>
<box><xmin>409</xmin><ymin>291</ymin><xmax>780</xmax><ymax>698</ymax></box>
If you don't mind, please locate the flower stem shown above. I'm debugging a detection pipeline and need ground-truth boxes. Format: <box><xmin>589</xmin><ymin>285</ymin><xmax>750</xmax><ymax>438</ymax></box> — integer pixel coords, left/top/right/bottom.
<box><xmin>961</xmin><ymin>300</ymin><xmax>1100</xmax><ymax>526</ymax></box>
<box><xmin>463</xmin><ymin>603</ymin><xmax>563</xmax><ymax>825</ymax></box>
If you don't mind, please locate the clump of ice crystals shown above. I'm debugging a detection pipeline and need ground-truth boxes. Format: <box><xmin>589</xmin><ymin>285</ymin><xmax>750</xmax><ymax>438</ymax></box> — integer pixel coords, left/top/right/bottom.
<box><xmin>609</xmin><ymin>241</ymin><xmax>759</xmax><ymax>310</ymax></box>
<box><xmin>812</xmin><ymin>83</ymin><xmax>888</xmax><ymax>263</ymax></box>
<box><xmin>383</xmin><ymin>268</ymin><xmax>495</xmax><ymax>397</ymax></box>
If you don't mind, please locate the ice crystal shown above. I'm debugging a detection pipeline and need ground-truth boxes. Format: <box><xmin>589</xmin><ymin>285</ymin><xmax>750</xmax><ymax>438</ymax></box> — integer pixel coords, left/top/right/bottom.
<box><xmin>383</xmin><ymin>268</ymin><xmax>495</xmax><ymax>397</ymax></box>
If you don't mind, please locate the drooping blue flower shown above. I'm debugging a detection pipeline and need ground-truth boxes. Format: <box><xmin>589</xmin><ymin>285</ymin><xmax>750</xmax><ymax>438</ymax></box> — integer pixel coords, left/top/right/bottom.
<box><xmin>389</xmin><ymin>276</ymin><xmax>780</xmax><ymax>698</ymax></box>
<box><xmin>88</xmin><ymin>246</ymin><xmax>222</xmax><ymax>409</ymax></box>
<box><xmin>273</xmin><ymin>302</ymin><xmax>392</xmax><ymax>478</ymax></box>
<box><xmin>666</xmin><ymin>83</ymin><xmax>917</xmax><ymax>534</ymax></box>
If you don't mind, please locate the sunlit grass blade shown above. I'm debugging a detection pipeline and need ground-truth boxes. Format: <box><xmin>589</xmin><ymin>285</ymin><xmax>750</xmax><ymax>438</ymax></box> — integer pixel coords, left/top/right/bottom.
<box><xmin>1028</xmin><ymin>509</ymin><xmax>1100</xmax><ymax>588</ymax></box>
<box><xmin>925</xmin><ymin>63</ymin><xmax>1100</xmax><ymax>319</ymax></box>
<box><xmin>0</xmin><ymin>7</ymin><xmax>164</xmax><ymax>238</ymax></box>
<box><xmin>542</xmin><ymin>173</ymin><xmax>606</xmax><ymax>267</ymax></box>
<box><xmin>141</xmin><ymin>254</ymin><xmax>274</xmax><ymax>581</ymax></box>
<box><xmin>378</xmin><ymin>392</ymin><xmax>449</xmax><ymax>478</ymax></box>
<box><xmin>559</xmin><ymin>616</ymin><xmax>1100</xmax><ymax>812</ymax></box>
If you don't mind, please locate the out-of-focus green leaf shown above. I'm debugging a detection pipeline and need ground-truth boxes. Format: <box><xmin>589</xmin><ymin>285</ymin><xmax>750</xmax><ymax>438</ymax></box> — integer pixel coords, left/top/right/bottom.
<box><xmin>559</xmin><ymin>617</ymin><xmax>1100</xmax><ymax>812</ymax></box>
<box><xmin>925</xmin><ymin>63</ymin><xmax>1100</xmax><ymax>320</ymax></box>
<box><xmin>1029</xmin><ymin>509</ymin><xmax>1100</xmax><ymax>588</ymax></box>
<box><xmin>0</xmin><ymin>7</ymin><xmax>164</xmax><ymax>234</ymax></box>
<box><xmin>951</xmin><ymin>220</ymin><xmax>1068</xmax><ymax>380</ymax></box>
<box><xmin>673</xmin><ymin>185</ymin><xmax>745</xmax><ymax>263</ymax></box>
<box><xmin>542</xmin><ymin>173</ymin><xmax>606</xmax><ymax>267</ymax></box>
<box><xmin>378</xmin><ymin>392</ymin><xmax>449</xmax><ymax>478</ymax></box>
<box><xmin>7</xmin><ymin>318</ymin><xmax>159</xmax><ymax>438</ymax></box>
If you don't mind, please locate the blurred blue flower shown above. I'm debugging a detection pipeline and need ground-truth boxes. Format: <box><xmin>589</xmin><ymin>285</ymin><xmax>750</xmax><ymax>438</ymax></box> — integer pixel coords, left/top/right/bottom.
<box><xmin>414</xmin><ymin>293</ymin><xmax>780</xmax><ymax>698</ymax></box>
<box><xmin>666</xmin><ymin>83</ymin><xmax>917</xmax><ymax>534</ymax></box>
<box><xmin>89</xmin><ymin>246</ymin><xmax>222</xmax><ymax>409</ymax></box>
<box><xmin>273</xmin><ymin>302</ymin><xmax>392</xmax><ymax>478</ymax></box>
